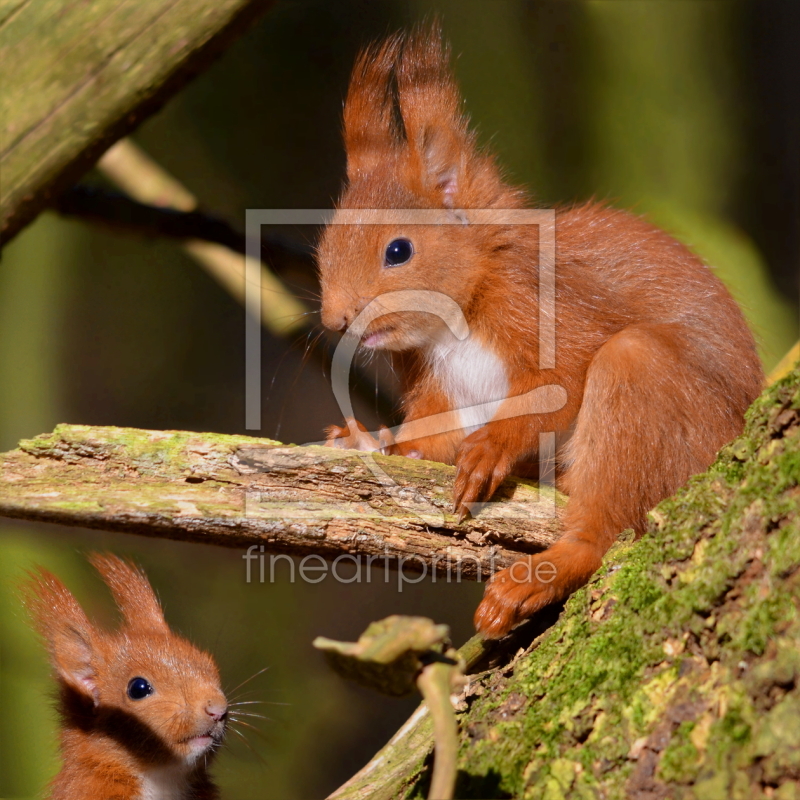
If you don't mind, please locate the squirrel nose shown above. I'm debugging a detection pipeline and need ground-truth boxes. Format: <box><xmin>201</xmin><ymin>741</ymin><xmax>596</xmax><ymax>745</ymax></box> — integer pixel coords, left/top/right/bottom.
<box><xmin>205</xmin><ymin>701</ymin><xmax>227</xmax><ymax>722</ymax></box>
<box><xmin>322</xmin><ymin>297</ymin><xmax>369</xmax><ymax>332</ymax></box>
<box><xmin>326</xmin><ymin>312</ymin><xmax>348</xmax><ymax>332</ymax></box>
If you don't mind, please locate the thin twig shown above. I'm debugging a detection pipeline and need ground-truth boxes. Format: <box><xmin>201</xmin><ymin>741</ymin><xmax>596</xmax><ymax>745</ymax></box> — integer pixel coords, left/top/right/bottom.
<box><xmin>96</xmin><ymin>139</ymin><xmax>308</xmax><ymax>336</ymax></box>
<box><xmin>417</xmin><ymin>661</ymin><xmax>460</xmax><ymax>800</ymax></box>
<box><xmin>55</xmin><ymin>184</ymin><xmax>313</xmax><ymax>265</ymax></box>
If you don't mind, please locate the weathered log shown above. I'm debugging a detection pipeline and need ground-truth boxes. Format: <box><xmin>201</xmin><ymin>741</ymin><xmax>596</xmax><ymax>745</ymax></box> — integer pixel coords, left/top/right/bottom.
<box><xmin>0</xmin><ymin>0</ymin><xmax>274</xmax><ymax>244</ymax></box>
<box><xmin>0</xmin><ymin>424</ymin><xmax>564</xmax><ymax>579</ymax></box>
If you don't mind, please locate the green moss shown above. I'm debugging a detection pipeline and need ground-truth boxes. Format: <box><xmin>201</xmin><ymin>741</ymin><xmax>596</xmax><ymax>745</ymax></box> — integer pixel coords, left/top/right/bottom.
<box><xmin>402</xmin><ymin>368</ymin><xmax>800</xmax><ymax>798</ymax></box>
<box><xmin>712</xmin><ymin>701</ymin><xmax>753</xmax><ymax>752</ymax></box>
<box><xmin>735</xmin><ymin>591</ymin><xmax>796</xmax><ymax>656</ymax></box>
<box><xmin>658</xmin><ymin>722</ymin><xmax>700</xmax><ymax>783</ymax></box>
<box><xmin>19</xmin><ymin>423</ymin><xmax>284</xmax><ymax>472</ymax></box>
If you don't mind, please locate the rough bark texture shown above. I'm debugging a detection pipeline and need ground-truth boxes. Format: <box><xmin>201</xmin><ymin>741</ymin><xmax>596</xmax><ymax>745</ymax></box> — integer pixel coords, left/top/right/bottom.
<box><xmin>0</xmin><ymin>425</ymin><xmax>563</xmax><ymax>579</ymax></box>
<box><xmin>0</xmin><ymin>0</ymin><xmax>273</xmax><ymax>244</ymax></box>
<box><xmin>369</xmin><ymin>366</ymin><xmax>800</xmax><ymax>800</ymax></box>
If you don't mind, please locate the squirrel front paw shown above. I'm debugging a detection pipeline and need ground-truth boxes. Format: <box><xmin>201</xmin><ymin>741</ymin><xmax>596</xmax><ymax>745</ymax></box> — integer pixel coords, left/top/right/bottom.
<box><xmin>324</xmin><ymin>417</ymin><xmax>394</xmax><ymax>453</ymax></box>
<box><xmin>453</xmin><ymin>426</ymin><xmax>514</xmax><ymax>520</ymax></box>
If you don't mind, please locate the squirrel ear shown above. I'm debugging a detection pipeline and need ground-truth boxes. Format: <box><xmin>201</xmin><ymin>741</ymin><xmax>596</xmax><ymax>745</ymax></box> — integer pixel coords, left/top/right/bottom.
<box><xmin>24</xmin><ymin>568</ymin><xmax>101</xmax><ymax>705</ymax></box>
<box><xmin>344</xmin><ymin>25</ymin><xmax>500</xmax><ymax>207</ymax></box>
<box><xmin>89</xmin><ymin>553</ymin><xmax>168</xmax><ymax>633</ymax></box>
<box><xmin>394</xmin><ymin>26</ymin><xmax>473</xmax><ymax>208</ymax></box>
<box><xmin>343</xmin><ymin>34</ymin><xmax>404</xmax><ymax>180</ymax></box>
<box><xmin>419</xmin><ymin>127</ymin><xmax>461</xmax><ymax>208</ymax></box>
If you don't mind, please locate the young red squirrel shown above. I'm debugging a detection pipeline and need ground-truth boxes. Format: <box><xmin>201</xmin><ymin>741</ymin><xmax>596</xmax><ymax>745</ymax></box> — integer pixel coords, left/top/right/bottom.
<box><xmin>318</xmin><ymin>28</ymin><xmax>764</xmax><ymax>638</ymax></box>
<box><xmin>24</xmin><ymin>553</ymin><xmax>228</xmax><ymax>800</ymax></box>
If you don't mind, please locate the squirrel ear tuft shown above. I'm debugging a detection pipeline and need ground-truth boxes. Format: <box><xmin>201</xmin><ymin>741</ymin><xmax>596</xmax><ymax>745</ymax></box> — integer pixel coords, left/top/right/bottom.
<box><xmin>343</xmin><ymin>23</ymin><xmax>474</xmax><ymax>205</ymax></box>
<box><xmin>89</xmin><ymin>553</ymin><xmax>168</xmax><ymax>633</ymax></box>
<box><xmin>394</xmin><ymin>24</ymin><xmax>470</xmax><ymax>207</ymax></box>
<box><xmin>343</xmin><ymin>33</ymin><xmax>405</xmax><ymax>180</ymax></box>
<box><xmin>342</xmin><ymin>23</ymin><xmax>503</xmax><ymax>207</ymax></box>
<box><xmin>23</xmin><ymin>568</ymin><xmax>101</xmax><ymax>705</ymax></box>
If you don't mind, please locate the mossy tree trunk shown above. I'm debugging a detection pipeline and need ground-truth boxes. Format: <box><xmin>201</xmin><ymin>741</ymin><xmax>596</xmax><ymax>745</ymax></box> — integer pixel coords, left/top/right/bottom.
<box><xmin>0</xmin><ymin>0</ymin><xmax>273</xmax><ymax>244</ymax></box>
<box><xmin>375</xmin><ymin>365</ymin><xmax>800</xmax><ymax>800</ymax></box>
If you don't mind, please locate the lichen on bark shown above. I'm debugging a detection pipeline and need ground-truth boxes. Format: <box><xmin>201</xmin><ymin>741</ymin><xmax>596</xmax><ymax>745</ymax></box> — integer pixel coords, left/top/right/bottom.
<box><xmin>403</xmin><ymin>366</ymin><xmax>800</xmax><ymax>800</ymax></box>
<box><xmin>0</xmin><ymin>423</ymin><xmax>562</xmax><ymax>576</ymax></box>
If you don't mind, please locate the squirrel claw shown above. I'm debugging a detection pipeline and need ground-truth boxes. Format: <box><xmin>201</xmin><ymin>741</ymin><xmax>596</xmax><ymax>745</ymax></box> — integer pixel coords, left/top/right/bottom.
<box><xmin>473</xmin><ymin>562</ymin><xmax>555</xmax><ymax>638</ymax></box>
<box><xmin>453</xmin><ymin>430</ymin><xmax>512</xmax><ymax>520</ymax></box>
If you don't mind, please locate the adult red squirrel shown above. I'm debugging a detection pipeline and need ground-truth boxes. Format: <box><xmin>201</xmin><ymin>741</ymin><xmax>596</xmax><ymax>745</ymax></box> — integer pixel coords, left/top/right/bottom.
<box><xmin>318</xmin><ymin>27</ymin><xmax>764</xmax><ymax>638</ymax></box>
<box><xmin>24</xmin><ymin>554</ymin><xmax>228</xmax><ymax>799</ymax></box>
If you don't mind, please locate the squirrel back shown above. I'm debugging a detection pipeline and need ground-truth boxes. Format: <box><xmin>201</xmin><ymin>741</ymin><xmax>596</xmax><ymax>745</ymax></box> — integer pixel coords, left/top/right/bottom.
<box><xmin>24</xmin><ymin>553</ymin><xmax>227</xmax><ymax>800</ymax></box>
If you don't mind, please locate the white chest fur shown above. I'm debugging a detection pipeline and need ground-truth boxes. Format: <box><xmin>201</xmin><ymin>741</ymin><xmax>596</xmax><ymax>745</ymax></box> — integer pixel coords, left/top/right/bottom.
<box><xmin>428</xmin><ymin>335</ymin><xmax>509</xmax><ymax>435</ymax></box>
<box><xmin>139</xmin><ymin>764</ymin><xmax>191</xmax><ymax>800</ymax></box>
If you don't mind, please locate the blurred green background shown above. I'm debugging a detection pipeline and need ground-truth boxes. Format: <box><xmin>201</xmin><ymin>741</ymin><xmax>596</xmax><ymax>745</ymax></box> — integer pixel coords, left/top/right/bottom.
<box><xmin>1</xmin><ymin>1</ymin><xmax>798</xmax><ymax>798</ymax></box>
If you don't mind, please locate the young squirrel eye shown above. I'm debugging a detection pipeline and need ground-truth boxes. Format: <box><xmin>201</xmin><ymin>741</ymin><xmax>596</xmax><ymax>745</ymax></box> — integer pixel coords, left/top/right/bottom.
<box><xmin>127</xmin><ymin>677</ymin><xmax>154</xmax><ymax>700</ymax></box>
<box><xmin>384</xmin><ymin>238</ymin><xmax>414</xmax><ymax>267</ymax></box>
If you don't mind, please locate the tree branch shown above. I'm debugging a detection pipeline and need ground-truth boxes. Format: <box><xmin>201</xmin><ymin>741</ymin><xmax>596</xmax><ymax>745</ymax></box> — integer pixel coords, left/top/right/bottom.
<box><xmin>0</xmin><ymin>425</ymin><xmax>563</xmax><ymax>578</ymax></box>
<box><xmin>54</xmin><ymin>184</ymin><xmax>314</xmax><ymax>268</ymax></box>
<box><xmin>1</xmin><ymin>0</ymin><xmax>275</xmax><ymax>245</ymax></box>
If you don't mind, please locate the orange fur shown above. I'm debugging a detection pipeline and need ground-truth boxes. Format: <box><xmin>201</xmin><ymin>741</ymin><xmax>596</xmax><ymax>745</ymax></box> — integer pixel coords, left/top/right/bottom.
<box><xmin>23</xmin><ymin>554</ymin><xmax>226</xmax><ymax>799</ymax></box>
<box><xmin>319</xmin><ymin>26</ymin><xmax>764</xmax><ymax>638</ymax></box>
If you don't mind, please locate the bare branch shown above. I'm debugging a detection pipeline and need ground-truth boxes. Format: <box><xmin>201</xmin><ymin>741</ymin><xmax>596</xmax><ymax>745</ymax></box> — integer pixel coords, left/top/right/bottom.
<box><xmin>55</xmin><ymin>184</ymin><xmax>314</xmax><ymax>269</ymax></box>
<box><xmin>0</xmin><ymin>425</ymin><xmax>564</xmax><ymax>579</ymax></box>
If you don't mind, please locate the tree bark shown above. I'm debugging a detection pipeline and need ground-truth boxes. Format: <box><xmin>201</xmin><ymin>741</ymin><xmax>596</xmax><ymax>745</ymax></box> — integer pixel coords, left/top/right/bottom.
<box><xmin>0</xmin><ymin>424</ymin><xmax>563</xmax><ymax>579</ymax></box>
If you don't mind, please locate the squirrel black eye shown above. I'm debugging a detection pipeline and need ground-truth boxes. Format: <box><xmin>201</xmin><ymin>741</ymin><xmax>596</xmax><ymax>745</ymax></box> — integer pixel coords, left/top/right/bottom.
<box><xmin>384</xmin><ymin>238</ymin><xmax>414</xmax><ymax>267</ymax></box>
<box><xmin>127</xmin><ymin>677</ymin><xmax>154</xmax><ymax>700</ymax></box>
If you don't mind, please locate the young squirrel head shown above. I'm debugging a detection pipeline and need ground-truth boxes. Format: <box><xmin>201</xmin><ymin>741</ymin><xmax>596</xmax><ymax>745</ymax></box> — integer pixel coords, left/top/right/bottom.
<box><xmin>318</xmin><ymin>25</ymin><xmax>525</xmax><ymax>351</ymax></box>
<box><xmin>25</xmin><ymin>553</ymin><xmax>227</xmax><ymax>769</ymax></box>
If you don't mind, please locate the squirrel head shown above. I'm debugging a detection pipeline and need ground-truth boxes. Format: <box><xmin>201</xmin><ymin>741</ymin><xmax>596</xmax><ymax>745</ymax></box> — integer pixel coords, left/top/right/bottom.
<box><xmin>24</xmin><ymin>553</ymin><xmax>227</xmax><ymax>769</ymax></box>
<box><xmin>318</xmin><ymin>24</ymin><xmax>525</xmax><ymax>351</ymax></box>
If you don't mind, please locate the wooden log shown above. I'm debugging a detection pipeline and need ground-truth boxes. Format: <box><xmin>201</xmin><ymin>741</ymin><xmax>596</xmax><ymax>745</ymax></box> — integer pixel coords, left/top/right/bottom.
<box><xmin>0</xmin><ymin>424</ymin><xmax>564</xmax><ymax>579</ymax></box>
<box><xmin>0</xmin><ymin>0</ymin><xmax>274</xmax><ymax>244</ymax></box>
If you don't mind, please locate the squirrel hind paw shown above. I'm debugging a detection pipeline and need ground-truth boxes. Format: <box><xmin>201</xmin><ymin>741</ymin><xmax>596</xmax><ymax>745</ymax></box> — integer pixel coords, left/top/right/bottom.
<box><xmin>473</xmin><ymin>561</ymin><xmax>559</xmax><ymax>638</ymax></box>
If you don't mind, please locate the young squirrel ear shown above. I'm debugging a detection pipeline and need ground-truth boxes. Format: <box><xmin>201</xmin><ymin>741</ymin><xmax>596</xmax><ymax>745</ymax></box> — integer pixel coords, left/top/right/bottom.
<box><xmin>89</xmin><ymin>553</ymin><xmax>168</xmax><ymax>633</ymax></box>
<box><xmin>24</xmin><ymin>568</ymin><xmax>101</xmax><ymax>705</ymax></box>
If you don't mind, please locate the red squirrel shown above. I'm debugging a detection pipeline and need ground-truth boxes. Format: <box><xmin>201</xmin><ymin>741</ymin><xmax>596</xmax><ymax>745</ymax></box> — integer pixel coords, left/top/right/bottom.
<box><xmin>24</xmin><ymin>553</ymin><xmax>228</xmax><ymax>800</ymax></box>
<box><xmin>318</xmin><ymin>28</ymin><xmax>764</xmax><ymax>638</ymax></box>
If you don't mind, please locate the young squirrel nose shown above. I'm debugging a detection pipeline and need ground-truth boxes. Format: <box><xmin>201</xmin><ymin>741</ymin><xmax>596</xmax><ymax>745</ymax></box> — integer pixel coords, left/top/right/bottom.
<box><xmin>205</xmin><ymin>701</ymin><xmax>228</xmax><ymax>722</ymax></box>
